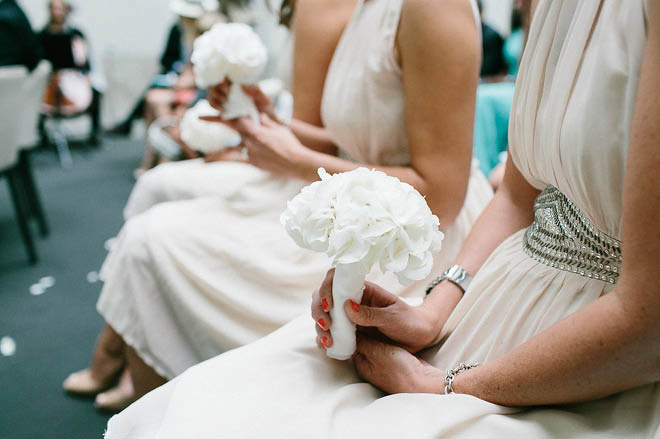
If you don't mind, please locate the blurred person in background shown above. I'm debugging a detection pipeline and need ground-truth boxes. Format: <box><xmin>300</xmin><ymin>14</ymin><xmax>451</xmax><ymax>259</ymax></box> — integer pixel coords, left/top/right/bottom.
<box><xmin>476</xmin><ymin>0</ymin><xmax>507</xmax><ymax>82</ymax></box>
<box><xmin>132</xmin><ymin>0</ymin><xmax>237</xmax><ymax>177</ymax></box>
<box><xmin>0</xmin><ymin>0</ymin><xmax>42</xmax><ymax>70</ymax></box>
<box><xmin>39</xmin><ymin>0</ymin><xmax>103</xmax><ymax>144</ymax></box>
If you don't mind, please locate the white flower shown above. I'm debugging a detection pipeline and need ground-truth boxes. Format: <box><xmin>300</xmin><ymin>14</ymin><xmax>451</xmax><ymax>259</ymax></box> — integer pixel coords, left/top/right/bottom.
<box><xmin>281</xmin><ymin>168</ymin><xmax>444</xmax><ymax>284</ymax></box>
<box><xmin>192</xmin><ymin>22</ymin><xmax>268</xmax><ymax>88</ymax></box>
<box><xmin>179</xmin><ymin>100</ymin><xmax>241</xmax><ymax>154</ymax></box>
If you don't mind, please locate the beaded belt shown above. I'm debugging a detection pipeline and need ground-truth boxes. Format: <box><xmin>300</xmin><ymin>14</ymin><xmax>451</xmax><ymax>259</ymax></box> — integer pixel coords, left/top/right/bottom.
<box><xmin>522</xmin><ymin>187</ymin><xmax>622</xmax><ymax>284</ymax></box>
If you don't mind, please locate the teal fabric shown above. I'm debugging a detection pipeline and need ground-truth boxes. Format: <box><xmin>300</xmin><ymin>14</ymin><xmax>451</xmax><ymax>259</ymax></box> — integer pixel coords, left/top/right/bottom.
<box><xmin>504</xmin><ymin>29</ymin><xmax>523</xmax><ymax>76</ymax></box>
<box><xmin>473</xmin><ymin>81</ymin><xmax>515</xmax><ymax>176</ymax></box>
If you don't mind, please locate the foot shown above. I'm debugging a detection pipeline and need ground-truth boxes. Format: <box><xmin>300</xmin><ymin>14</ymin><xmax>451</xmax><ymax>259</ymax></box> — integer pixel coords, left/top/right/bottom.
<box><xmin>62</xmin><ymin>369</ymin><xmax>114</xmax><ymax>396</ymax></box>
<box><xmin>94</xmin><ymin>370</ymin><xmax>135</xmax><ymax>413</ymax></box>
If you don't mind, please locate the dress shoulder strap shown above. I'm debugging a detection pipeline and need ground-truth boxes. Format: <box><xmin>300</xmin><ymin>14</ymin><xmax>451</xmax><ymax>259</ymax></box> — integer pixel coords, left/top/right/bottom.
<box><xmin>382</xmin><ymin>0</ymin><xmax>404</xmax><ymax>50</ymax></box>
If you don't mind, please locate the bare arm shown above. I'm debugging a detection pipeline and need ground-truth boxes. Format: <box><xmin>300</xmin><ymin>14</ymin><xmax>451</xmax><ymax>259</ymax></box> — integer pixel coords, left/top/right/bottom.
<box><xmin>444</xmin><ymin>0</ymin><xmax>660</xmax><ymax>405</ymax></box>
<box><xmin>418</xmin><ymin>159</ymin><xmax>539</xmax><ymax>342</ymax></box>
<box><xmin>287</xmin><ymin>0</ymin><xmax>356</xmax><ymax>154</ymax></box>
<box><xmin>294</xmin><ymin>0</ymin><xmax>481</xmax><ymax>226</ymax></box>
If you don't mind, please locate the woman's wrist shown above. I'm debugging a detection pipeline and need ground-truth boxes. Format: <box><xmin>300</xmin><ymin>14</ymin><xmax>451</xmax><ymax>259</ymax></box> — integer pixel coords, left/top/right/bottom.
<box><xmin>421</xmin><ymin>280</ymin><xmax>464</xmax><ymax>344</ymax></box>
<box><xmin>293</xmin><ymin>147</ymin><xmax>326</xmax><ymax>181</ymax></box>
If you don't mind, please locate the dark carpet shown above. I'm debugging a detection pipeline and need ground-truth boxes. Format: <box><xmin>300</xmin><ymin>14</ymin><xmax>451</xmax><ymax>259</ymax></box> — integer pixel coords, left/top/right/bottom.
<box><xmin>0</xmin><ymin>138</ymin><xmax>143</xmax><ymax>439</ymax></box>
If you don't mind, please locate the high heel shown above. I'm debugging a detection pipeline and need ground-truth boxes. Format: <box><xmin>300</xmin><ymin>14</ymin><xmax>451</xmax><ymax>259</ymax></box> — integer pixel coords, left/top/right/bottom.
<box><xmin>62</xmin><ymin>368</ymin><xmax>115</xmax><ymax>396</ymax></box>
<box><xmin>94</xmin><ymin>370</ymin><xmax>135</xmax><ymax>413</ymax></box>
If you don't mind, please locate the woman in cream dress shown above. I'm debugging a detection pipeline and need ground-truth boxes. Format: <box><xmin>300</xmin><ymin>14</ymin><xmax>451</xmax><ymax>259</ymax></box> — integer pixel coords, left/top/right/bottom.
<box><xmin>105</xmin><ymin>0</ymin><xmax>660</xmax><ymax>438</ymax></box>
<box><xmin>84</xmin><ymin>0</ymin><xmax>491</xmax><ymax>403</ymax></box>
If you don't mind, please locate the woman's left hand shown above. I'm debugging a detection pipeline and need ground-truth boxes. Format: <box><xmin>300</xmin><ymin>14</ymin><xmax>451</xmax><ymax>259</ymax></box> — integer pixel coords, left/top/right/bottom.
<box><xmin>353</xmin><ymin>334</ymin><xmax>443</xmax><ymax>394</ymax></box>
<box><xmin>201</xmin><ymin>113</ymin><xmax>310</xmax><ymax>179</ymax></box>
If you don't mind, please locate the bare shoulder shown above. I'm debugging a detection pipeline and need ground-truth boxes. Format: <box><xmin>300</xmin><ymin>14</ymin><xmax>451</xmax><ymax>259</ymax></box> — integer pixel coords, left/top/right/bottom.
<box><xmin>292</xmin><ymin>0</ymin><xmax>356</xmax><ymax>32</ymax></box>
<box><xmin>401</xmin><ymin>0</ymin><xmax>476</xmax><ymax>29</ymax></box>
<box><xmin>399</xmin><ymin>0</ymin><xmax>479</xmax><ymax>61</ymax></box>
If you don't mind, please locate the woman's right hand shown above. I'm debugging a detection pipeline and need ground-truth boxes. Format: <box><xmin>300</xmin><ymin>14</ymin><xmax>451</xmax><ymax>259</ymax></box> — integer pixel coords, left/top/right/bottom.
<box><xmin>311</xmin><ymin>269</ymin><xmax>440</xmax><ymax>353</ymax></box>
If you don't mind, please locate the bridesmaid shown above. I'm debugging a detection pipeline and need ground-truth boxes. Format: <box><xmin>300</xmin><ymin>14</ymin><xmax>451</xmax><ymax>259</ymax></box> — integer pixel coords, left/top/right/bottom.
<box><xmin>62</xmin><ymin>0</ymin><xmax>358</xmax><ymax>410</ymax></box>
<box><xmin>105</xmin><ymin>0</ymin><xmax>660</xmax><ymax>438</ymax></box>
<box><xmin>79</xmin><ymin>0</ymin><xmax>491</xmax><ymax>410</ymax></box>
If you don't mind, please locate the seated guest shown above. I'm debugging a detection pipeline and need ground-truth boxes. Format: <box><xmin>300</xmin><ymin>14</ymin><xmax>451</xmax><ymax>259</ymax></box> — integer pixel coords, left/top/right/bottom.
<box><xmin>39</xmin><ymin>0</ymin><xmax>102</xmax><ymax>144</ymax></box>
<box><xmin>105</xmin><ymin>1</ymin><xmax>660</xmax><ymax>437</ymax></box>
<box><xmin>0</xmin><ymin>0</ymin><xmax>42</xmax><ymax>70</ymax></box>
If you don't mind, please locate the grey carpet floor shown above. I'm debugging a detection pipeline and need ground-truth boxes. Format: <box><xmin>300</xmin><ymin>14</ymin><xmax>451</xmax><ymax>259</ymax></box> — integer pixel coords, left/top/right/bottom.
<box><xmin>0</xmin><ymin>137</ymin><xmax>143</xmax><ymax>439</ymax></box>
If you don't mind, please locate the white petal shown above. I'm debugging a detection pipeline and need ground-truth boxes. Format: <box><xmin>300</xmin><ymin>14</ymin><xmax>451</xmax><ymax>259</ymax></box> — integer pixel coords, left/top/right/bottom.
<box><xmin>0</xmin><ymin>336</ymin><xmax>16</xmax><ymax>357</ymax></box>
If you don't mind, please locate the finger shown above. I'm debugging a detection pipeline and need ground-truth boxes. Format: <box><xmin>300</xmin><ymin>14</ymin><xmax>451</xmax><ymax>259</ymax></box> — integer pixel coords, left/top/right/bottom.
<box><xmin>316</xmin><ymin>333</ymin><xmax>332</xmax><ymax>350</ymax></box>
<box><xmin>310</xmin><ymin>288</ymin><xmax>332</xmax><ymax>328</ymax></box>
<box><xmin>361</xmin><ymin>282</ymin><xmax>400</xmax><ymax>308</ymax></box>
<box><xmin>319</xmin><ymin>269</ymin><xmax>335</xmax><ymax>313</ymax></box>
<box><xmin>260</xmin><ymin>113</ymin><xmax>278</xmax><ymax>128</ymax></box>
<box><xmin>344</xmin><ymin>299</ymin><xmax>390</xmax><ymax>329</ymax></box>
<box><xmin>220</xmin><ymin>77</ymin><xmax>231</xmax><ymax>92</ymax></box>
<box><xmin>199</xmin><ymin>116</ymin><xmax>243</xmax><ymax>132</ymax></box>
<box><xmin>315</xmin><ymin>325</ymin><xmax>333</xmax><ymax>348</ymax></box>
<box><xmin>236</xmin><ymin>117</ymin><xmax>259</xmax><ymax>137</ymax></box>
<box><xmin>242</xmin><ymin>84</ymin><xmax>265</xmax><ymax>98</ymax></box>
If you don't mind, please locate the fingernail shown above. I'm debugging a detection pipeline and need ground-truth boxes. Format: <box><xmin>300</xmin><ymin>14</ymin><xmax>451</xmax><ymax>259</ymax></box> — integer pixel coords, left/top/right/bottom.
<box><xmin>321</xmin><ymin>336</ymin><xmax>328</xmax><ymax>347</ymax></box>
<box><xmin>349</xmin><ymin>300</ymin><xmax>360</xmax><ymax>313</ymax></box>
<box><xmin>321</xmin><ymin>298</ymin><xmax>329</xmax><ymax>312</ymax></box>
<box><xmin>317</xmin><ymin>318</ymin><xmax>326</xmax><ymax>330</ymax></box>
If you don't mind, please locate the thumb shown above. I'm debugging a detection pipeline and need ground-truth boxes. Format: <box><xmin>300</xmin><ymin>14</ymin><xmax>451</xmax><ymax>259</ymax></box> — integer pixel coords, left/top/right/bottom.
<box><xmin>344</xmin><ymin>299</ymin><xmax>389</xmax><ymax>328</ymax></box>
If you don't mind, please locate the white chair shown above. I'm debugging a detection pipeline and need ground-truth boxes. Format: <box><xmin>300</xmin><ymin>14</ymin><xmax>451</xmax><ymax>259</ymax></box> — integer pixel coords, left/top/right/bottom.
<box><xmin>15</xmin><ymin>60</ymin><xmax>52</xmax><ymax>237</ymax></box>
<box><xmin>0</xmin><ymin>66</ymin><xmax>38</xmax><ymax>263</ymax></box>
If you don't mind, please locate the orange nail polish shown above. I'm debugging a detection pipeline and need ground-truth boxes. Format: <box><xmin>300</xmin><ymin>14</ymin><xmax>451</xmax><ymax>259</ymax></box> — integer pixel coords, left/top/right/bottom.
<box><xmin>321</xmin><ymin>298</ymin><xmax>329</xmax><ymax>312</ymax></box>
<box><xmin>321</xmin><ymin>336</ymin><xmax>328</xmax><ymax>347</ymax></box>
<box><xmin>317</xmin><ymin>318</ymin><xmax>326</xmax><ymax>330</ymax></box>
<box><xmin>349</xmin><ymin>300</ymin><xmax>360</xmax><ymax>313</ymax></box>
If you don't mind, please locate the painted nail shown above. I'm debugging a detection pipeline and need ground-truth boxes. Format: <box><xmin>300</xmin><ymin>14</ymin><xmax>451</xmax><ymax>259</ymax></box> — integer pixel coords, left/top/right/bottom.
<box><xmin>317</xmin><ymin>318</ymin><xmax>326</xmax><ymax>330</ymax></box>
<box><xmin>349</xmin><ymin>300</ymin><xmax>360</xmax><ymax>313</ymax></box>
<box><xmin>321</xmin><ymin>336</ymin><xmax>328</xmax><ymax>347</ymax></box>
<box><xmin>321</xmin><ymin>298</ymin><xmax>329</xmax><ymax>312</ymax></box>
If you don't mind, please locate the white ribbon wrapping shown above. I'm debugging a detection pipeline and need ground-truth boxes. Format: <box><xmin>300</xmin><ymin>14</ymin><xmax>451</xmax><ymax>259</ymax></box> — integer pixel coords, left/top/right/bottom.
<box><xmin>326</xmin><ymin>263</ymin><xmax>368</xmax><ymax>360</ymax></box>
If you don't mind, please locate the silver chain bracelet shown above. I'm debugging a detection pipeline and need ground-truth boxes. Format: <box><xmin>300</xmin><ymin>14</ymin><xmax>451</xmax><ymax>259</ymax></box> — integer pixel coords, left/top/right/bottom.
<box><xmin>444</xmin><ymin>362</ymin><xmax>480</xmax><ymax>394</ymax></box>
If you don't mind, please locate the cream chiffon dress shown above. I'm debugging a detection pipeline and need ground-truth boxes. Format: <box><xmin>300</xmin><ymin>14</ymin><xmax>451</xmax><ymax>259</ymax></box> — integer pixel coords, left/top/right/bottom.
<box><xmin>105</xmin><ymin>1</ymin><xmax>660</xmax><ymax>438</ymax></box>
<box><xmin>96</xmin><ymin>0</ymin><xmax>491</xmax><ymax>380</ymax></box>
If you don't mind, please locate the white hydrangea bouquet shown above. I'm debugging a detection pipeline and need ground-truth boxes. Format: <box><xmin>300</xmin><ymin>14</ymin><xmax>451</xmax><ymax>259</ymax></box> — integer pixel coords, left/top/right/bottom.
<box><xmin>191</xmin><ymin>22</ymin><xmax>267</xmax><ymax>121</ymax></box>
<box><xmin>179</xmin><ymin>99</ymin><xmax>241</xmax><ymax>154</ymax></box>
<box><xmin>281</xmin><ymin>168</ymin><xmax>444</xmax><ymax>360</ymax></box>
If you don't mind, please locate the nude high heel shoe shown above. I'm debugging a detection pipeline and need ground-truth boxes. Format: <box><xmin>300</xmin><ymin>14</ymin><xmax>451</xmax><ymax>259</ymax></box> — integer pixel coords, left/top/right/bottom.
<box><xmin>94</xmin><ymin>369</ymin><xmax>135</xmax><ymax>413</ymax></box>
<box><xmin>62</xmin><ymin>368</ymin><xmax>115</xmax><ymax>396</ymax></box>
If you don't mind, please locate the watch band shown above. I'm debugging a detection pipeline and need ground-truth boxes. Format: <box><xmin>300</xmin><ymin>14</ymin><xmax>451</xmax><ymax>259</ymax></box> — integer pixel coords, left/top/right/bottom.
<box><xmin>425</xmin><ymin>265</ymin><xmax>472</xmax><ymax>296</ymax></box>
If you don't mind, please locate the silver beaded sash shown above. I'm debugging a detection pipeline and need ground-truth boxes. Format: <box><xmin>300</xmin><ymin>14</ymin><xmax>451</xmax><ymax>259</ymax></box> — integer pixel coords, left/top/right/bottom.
<box><xmin>522</xmin><ymin>187</ymin><xmax>622</xmax><ymax>284</ymax></box>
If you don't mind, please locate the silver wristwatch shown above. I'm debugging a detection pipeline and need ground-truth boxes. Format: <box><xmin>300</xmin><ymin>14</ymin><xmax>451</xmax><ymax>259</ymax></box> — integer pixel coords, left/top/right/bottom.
<box><xmin>425</xmin><ymin>265</ymin><xmax>472</xmax><ymax>296</ymax></box>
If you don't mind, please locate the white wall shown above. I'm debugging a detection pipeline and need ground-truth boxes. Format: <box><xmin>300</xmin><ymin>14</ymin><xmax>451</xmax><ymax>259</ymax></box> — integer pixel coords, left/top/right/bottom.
<box><xmin>482</xmin><ymin>0</ymin><xmax>514</xmax><ymax>36</ymax></box>
<box><xmin>19</xmin><ymin>0</ymin><xmax>173</xmax><ymax>59</ymax></box>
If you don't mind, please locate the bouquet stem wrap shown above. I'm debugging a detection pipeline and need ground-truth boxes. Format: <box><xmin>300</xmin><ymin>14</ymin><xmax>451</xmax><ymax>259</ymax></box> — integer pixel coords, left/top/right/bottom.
<box><xmin>223</xmin><ymin>82</ymin><xmax>260</xmax><ymax>123</ymax></box>
<box><xmin>326</xmin><ymin>263</ymin><xmax>368</xmax><ymax>360</ymax></box>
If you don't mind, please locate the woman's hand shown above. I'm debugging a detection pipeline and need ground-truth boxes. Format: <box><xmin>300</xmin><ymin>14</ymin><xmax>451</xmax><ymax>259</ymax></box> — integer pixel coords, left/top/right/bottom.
<box><xmin>201</xmin><ymin>114</ymin><xmax>310</xmax><ymax>179</ymax></box>
<box><xmin>203</xmin><ymin>145</ymin><xmax>245</xmax><ymax>163</ymax></box>
<box><xmin>311</xmin><ymin>269</ymin><xmax>440</xmax><ymax>353</ymax></box>
<box><xmin>353</xmin><ymin>334</ymin><xmax>443</xmax><ymax>394</ymax></box>
<box><xmin>208</xmin><ymin>80</ymin><xmax>280</xmax><ymax>122</ymax></box>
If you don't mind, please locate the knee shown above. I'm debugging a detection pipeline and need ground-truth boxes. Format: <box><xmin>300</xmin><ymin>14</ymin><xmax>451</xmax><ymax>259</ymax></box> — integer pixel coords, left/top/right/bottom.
<box><xmin>117</xmin><ymin>215</ymin><xmax>153</xmax><ymax>264</ymax></box>
<box><xmin>124</xmin><ymin>166</ymin><xmax>172</xmax><ymax>219</ymax></box>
